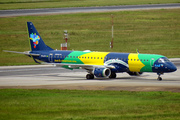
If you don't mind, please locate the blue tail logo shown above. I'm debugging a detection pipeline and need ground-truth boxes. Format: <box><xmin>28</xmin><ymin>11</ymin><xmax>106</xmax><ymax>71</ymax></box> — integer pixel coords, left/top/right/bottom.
<box><xmin>27</xmin><ymin>22</ymin><xmax>53</xmax><ymax>51</ymax></box>
<box><xmin>30</xmin><ymin>33</ymin><xmax>40</xmax><ymax>48</ymax></box>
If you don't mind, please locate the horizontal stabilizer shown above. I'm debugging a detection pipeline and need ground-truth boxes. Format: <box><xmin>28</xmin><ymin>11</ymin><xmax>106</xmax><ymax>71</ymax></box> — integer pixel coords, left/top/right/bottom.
<box><xmin>3</xmin><ymin>50</ymin><xmax>40</xmax><ymax>56</ymax></box>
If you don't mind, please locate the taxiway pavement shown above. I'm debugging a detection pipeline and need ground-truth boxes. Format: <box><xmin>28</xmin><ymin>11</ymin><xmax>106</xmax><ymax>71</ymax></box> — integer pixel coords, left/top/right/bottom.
<box><xmin>0</xmin><ymin>60</ymin><xmax>180</xmax><ymax>92</ymax></box>
<box><xmin>0</xmin><ymin>4</ymin><xmax>180</xmax><ymax>17</ymax></box>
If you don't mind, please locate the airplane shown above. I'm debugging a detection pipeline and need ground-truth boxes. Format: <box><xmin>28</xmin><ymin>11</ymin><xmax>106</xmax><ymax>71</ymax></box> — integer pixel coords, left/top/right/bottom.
<box><xmin>4</xmin><ymin>22</ymin><xmax>177</xmax><ymax>81</ymax></box>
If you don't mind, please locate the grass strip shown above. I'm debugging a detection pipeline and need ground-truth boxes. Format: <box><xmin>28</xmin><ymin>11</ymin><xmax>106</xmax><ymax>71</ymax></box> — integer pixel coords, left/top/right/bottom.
<box><xmin>0</xmin><ymin>89</ymin><xmax>180</xmax><ymax>120</ymax></box>
<box><xmin>0</xmin><ymin>0</ymin><xmax>180</xmax><ymax>10</ymax></box>
<box><xmin>0</xmin><ymin>9</ymin><xmax>180</xmax><ymax>66</ymax></box>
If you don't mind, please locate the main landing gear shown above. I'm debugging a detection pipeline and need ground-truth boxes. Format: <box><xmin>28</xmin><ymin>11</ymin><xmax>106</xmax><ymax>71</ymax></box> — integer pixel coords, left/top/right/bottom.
<box><xmin>86</xmin><ymin>72</ymin><xmax>117</xmax><ymax>79</ymax></box>
<box><xmin>157</xmin><ymin>73</ymin><xmax>163</xmax><ymax>81</ymax></box>
<box><xmin>109</xmin><ymin>72</ymin><xmax>116</xmax><ymax>79</ymax></box>
<box><xmin>86</xmin><ymin>74</ymin><xmax>94</xmax><ymax>79</ymax></box>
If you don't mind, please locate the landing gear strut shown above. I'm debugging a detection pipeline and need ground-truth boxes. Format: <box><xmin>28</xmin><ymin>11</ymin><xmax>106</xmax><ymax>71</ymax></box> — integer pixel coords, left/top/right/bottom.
<box><xmin>86</xmin><ymin>74</ymin><xmax>94</xmax><ymax>79</ymax></box>
<box><xmin>157</xmin><ymin>73</ymin><xmax>163</xmax><ymax>81</ymax></box>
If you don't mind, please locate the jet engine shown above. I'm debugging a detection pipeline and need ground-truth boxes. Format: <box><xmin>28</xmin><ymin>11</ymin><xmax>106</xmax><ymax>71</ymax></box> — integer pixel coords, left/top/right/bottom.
<box><xmin>127</xmin><ymin>72</ymin><xmax>143</xmax><ymax>76</ymax></box>
<box><xmin>93</xmin><ymin>68</ymin><xmax>111</xmax><ymax>77</ymax></box>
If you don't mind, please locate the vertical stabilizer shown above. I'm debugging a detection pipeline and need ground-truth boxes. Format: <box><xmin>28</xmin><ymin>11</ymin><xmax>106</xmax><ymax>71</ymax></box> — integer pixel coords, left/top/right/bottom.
<box><xmin>27</xmin><ymin>22</ymin><xmax>53</xmax><ymax>51</ymax></box>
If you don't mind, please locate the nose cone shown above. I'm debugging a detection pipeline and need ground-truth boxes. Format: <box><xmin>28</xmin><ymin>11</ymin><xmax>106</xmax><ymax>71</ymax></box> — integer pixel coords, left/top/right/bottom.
<box><xmin>171</xmin><ymin>65</ymin><xmax>177</xmax><ymax>72</ymax></box>
<box><xmin>168</xmin><ymin>63</ymin><xmax>177</xmax><ymax>72</ymax></box>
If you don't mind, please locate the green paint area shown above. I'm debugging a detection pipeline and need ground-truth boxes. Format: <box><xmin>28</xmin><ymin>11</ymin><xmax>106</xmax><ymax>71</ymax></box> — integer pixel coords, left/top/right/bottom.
<box><xmin>1</xmin><ymin>89</ymin><xmax>180</xmax><ymax>120</ymax></box>
<box><xmin>62</xmin><ymin>51</ymin><xmax>90</xmax><ymax>64</ymax></box>
<box><xmin>139</xmin><ymin>54</ymin><xmax>164</xmax><ymax>72</ymax></box>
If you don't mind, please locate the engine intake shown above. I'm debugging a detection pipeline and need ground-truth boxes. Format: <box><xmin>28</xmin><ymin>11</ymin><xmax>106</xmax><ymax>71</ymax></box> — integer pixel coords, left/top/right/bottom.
<box><xmin>93</xmin><ymin>68</ymin><xmax>111</xmax><ymax>77</ymax></box>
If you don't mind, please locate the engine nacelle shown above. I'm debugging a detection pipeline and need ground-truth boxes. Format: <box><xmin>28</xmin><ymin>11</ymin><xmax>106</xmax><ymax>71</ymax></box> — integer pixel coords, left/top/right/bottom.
<box><xmin>93</xmin><ymin>68</ymin><xmax>111</xmax><ymax>77</ymax></box>
<box><xmin>127</xmin><ymin>72</ymin><xmax>143</xmax><ymax>76</ymax></box>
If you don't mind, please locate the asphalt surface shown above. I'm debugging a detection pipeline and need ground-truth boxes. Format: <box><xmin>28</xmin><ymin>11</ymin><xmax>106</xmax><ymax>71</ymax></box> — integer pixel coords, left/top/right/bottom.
<box><xmin>0</xmin><ymin>59</ymin><xmax>179</xmax><ymax>92</ymax></box>
<box><xmin>0</xmin><ymin>3</ymin><xmax>180</xmax><ymax>17</ymax></box>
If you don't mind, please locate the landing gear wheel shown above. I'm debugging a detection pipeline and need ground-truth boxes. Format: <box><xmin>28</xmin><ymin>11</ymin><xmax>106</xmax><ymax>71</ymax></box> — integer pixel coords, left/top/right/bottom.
<box><xmin>86</xmin><ymin>74</ymin><xmax>94</xmax><ymax>79</ymax></box>
<box><xmin>109</xmin><ymin>72</ymin><xmax>116</xmax><ymax>79</ymax></box>
<box><xmin>157</xmin><ymin>76</ymin><xmax>162</xmax><ymax>81</ymax></box>
<box><xmin>90</xmin><ymin>74</ymin><xmax>94</xmax><ymax>79</ymax></box>
<box><xmin>157</xmin><ymin>73</ymin><xmax>163</xmax><ymax>81</ymax></box>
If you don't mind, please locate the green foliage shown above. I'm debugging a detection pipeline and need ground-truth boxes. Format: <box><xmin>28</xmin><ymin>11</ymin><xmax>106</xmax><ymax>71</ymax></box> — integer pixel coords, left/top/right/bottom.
<box><xmin>0</xmin><ymin>89</ymin><xmax>180</xmax><ymax>120</ymax></box>
<box><xmin>0</xmin><ymin>0</ymin><xmax>180</xmax><ymax>10</ymax></box>
<box><xmin>1</xmin><ymin>9</ymin><xmax>180</xmax><ymax>65</ymax></box>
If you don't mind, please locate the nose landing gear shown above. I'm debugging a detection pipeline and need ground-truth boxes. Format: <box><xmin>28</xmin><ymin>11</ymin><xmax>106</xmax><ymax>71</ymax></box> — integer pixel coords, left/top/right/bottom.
<box><xmin>157</xmin><ymin>72</ymin><xmax>163</xmax><ymax>81</ymax></box>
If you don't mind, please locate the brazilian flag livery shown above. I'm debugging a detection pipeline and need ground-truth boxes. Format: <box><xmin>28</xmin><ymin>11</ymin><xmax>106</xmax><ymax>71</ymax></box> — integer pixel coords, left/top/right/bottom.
<box><xmin>26</xmin><ymin>22</ymin><xmax>176</xmax><ymax>80</ymax></box>
<box><xmin>4</xmin><ymin>22</ymin><xmax>176</xmax><ymax>81</ymax></box>
<box><xmin>45</xmin><ymin>50</ymin><xmax>164</xmax><ymax>73</ymax></box>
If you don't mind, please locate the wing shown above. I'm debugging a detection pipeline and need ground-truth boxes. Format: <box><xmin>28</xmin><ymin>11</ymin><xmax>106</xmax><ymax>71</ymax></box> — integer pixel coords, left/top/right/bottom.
<box><xmin>44</xmin><ymin>62</ymin><xmax>115</xmax><ymax>71</ymax></box>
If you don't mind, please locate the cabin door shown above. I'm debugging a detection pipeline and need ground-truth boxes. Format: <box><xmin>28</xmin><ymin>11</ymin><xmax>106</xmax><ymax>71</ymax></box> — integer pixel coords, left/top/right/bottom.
<box><xmin>49</xmin><ymin>53</ymin><xmax>53</xmax><ymax>62</ymax></box>
<box><xmin>150</xmin><ymin>58</ymin><xmax>155</xmax><ymax>67</ymax></box>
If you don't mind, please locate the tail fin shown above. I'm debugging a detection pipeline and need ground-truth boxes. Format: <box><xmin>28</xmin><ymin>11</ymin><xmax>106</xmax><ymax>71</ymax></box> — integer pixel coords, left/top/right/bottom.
<box><xmin>27</xmin><ymin>22</ymin><xmax>53</xmax><ymax>51</ymax></box>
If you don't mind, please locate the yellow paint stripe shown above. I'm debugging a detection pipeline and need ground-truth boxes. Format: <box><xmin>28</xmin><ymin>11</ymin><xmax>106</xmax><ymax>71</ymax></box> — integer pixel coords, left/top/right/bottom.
<box><xmin>128</xmin><ymin>53</ymin><xmax>145</xmax><ymax>72</ymax></box>
<box><xmin>79</xmin><ymin>52</ymin><xmax>109</xmax><ymax>65</ymax></box>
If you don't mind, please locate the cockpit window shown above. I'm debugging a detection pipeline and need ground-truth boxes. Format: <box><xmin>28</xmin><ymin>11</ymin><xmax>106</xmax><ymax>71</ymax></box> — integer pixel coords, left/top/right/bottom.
<box><xmin>158</xmin><ymin>58</ymin><xmax>170</xmax><ymax>63</ymax></box>
<box><xmin>163</xmin><ymin>58</ymin><xmax>170</xmax><ymax>62</ymax></box>
<box><xmin>158</xmin><ymin>58</ymin><xmax>164</xmax><ymax>63</ymax></box>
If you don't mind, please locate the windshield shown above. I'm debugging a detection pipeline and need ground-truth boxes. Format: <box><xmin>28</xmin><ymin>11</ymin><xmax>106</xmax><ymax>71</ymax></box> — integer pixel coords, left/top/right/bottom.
<box><xmin>163</xmin><ymin>58</ymin><xmax>170</xmax><ymax>62</ymax></box>
<box><xmin>158</xmin><ymin>58</ymin><xmax>170</xmax><ymax>63</ymax></box>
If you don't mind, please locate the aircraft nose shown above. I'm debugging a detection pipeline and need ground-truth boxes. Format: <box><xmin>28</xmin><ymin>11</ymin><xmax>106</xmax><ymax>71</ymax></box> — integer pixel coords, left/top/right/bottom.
<box><xmin>172</xmin><ymin>65</ymin><xmax>177</xmax><ymax>72</ymax></box>
<box><xmin>169</xmin><ymin>64</ymin><xmax>177</xmax><ymax>72</ymax></box>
